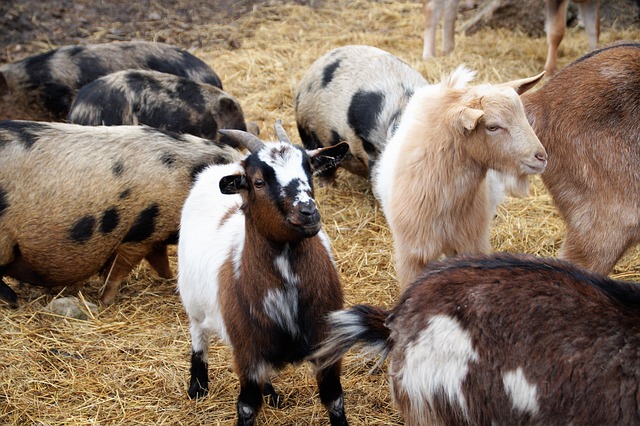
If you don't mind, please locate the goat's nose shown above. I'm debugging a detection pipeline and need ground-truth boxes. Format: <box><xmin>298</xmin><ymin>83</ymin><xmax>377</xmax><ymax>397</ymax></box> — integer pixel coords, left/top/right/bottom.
<box><xmin>535</xmin><ymin>151</ymin><xmax>547</xmax><ymax>162</ymax></box>
<box><xmin>298</xmin><ymin>200</ymin><xmax>317</xmax><ymax>216</ymax></box>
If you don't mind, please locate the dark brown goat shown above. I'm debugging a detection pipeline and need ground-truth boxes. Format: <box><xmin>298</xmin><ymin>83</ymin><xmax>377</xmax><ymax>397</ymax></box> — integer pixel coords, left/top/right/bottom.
<box><xmin>523</xmin><ymin>42</ymin><xmax>640</xmax><ymax>275</ymax></box>
<box><xmin>312</xmin><ymin>252</ymin><xmax>640</xmax><ymax>425</ymax></box>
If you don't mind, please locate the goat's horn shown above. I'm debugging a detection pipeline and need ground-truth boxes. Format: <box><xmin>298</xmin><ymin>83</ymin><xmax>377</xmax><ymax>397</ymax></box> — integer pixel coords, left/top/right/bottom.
<box><xmin>274</xmin><ymin>119</ymin><xmax>291</xmax><ymax>144</ymax></box>
<box><xmin>218</xmin><ymin>129</ymin><xmax>265</xmax><ymax>153</ymax></box>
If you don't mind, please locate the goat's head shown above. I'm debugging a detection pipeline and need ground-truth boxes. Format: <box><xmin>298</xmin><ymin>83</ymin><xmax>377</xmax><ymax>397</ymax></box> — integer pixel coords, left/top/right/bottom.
<box><xmin>448</xmin><ymin>71</ymin><xmax>548</xmax><ymax>195</ymax></box>
<box><xmin>219</xmin><ymin>120</ymin><xmax>348</xmax><ymax>242</ymax></box>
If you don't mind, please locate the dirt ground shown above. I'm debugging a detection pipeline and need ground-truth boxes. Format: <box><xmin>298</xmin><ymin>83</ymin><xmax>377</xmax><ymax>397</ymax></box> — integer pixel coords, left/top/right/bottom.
<box><xmin>2</xmin><ymin>0</ymin><xmax>638</xmax><ymax>63</ymax></box>
<box><xmin>0</xmin><ymin>0</ymin><xmax>324</xmax><ymax>63</ymax></box>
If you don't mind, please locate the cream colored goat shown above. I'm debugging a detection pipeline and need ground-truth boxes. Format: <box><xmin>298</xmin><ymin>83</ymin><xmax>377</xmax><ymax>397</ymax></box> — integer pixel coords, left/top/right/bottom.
<box><xmin>373</xmin><ymin>66</ymin><xmax>547</xmax><ymax>288</ymax></box>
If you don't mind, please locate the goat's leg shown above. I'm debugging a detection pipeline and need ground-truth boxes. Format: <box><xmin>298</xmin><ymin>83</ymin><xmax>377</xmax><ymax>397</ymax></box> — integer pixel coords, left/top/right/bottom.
<box><xmin>560</xmin><ymin>224</ymin><xmax>633</xmax><ymax>276</ymax></box>
<box><xmin>316</xmin><ymin>361</ymin><xmax>348</xmax><ymax>426</ymax></box>
<box><xmin>423</xmin><ymin>0</ymin><xmax>442</xmax><ymax>59</ymax></box>
<box><xmin>236</xmin><ymin>376</ymin><xmax>263</xmax><ymax>426</ymax></box>
<box><xmin>576</xmin><ymin>0</ymin><xmax>600</xmax><ymax>50</ymax></box>
<box><xmin>187</xmin><ymin>321</ymin><xmax>212</xmax><ymax>399</ymax></box>
<box><xmin>442</xmin><ymin>0</ymin><xmax>459</xmax><ymax>55</ymax></box>
<box><xmin>545</xmin><ymin>0</ymin><xmax>570</xmax><ymax>74</ymax></box>
<box><xmin>262</xmin><ymin>381</ymin><xmax>283</xmax><ymax>408</ymax></box>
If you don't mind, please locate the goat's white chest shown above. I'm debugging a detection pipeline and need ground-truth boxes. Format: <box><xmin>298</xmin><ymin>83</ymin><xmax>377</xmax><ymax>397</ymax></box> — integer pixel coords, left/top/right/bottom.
<box><xmin>261</xmin><ymin>250</ymin><xmax>300</xmax><ymax>336</ymax></box>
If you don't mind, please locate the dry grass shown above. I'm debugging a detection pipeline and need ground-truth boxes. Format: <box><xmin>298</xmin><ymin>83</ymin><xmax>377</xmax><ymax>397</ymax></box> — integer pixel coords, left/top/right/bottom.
<box><xmin>1</xmin><ymin>1</ymin><xmax>640</xmax><ymax>424</ymax></box>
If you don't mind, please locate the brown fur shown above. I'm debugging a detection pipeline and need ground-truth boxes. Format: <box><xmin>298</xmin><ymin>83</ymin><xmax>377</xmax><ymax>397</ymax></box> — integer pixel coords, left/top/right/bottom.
<box><xmin>314</xmin><ymin>253</ymin><xmax>640</xmax><ymax>425</ymax></box>
<box><xmin>523</xmin><ymin>42</ymin><xmax>640</xmax><ymax>274</ymax></box>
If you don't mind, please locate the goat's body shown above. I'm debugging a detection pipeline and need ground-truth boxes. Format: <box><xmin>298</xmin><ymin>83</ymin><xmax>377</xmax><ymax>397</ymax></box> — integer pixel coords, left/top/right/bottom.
<box><xmin>373</xmin><ymin>67</ymin><xmax>546</xmax><ymax>287</ymax></box>
<box><xmin>523</xmin><ymin>43</ymin><xmax>640</xmax><ymax>274</ymax></box>
<box><xmin>178</xmin><ymin>128</ymin><xmax>349</xmax><ymax>425</ymax></box>
<box><xmin>315</xmin><ymin>253</ymin><xmax>640</xmax><ymax>425</ymax></box>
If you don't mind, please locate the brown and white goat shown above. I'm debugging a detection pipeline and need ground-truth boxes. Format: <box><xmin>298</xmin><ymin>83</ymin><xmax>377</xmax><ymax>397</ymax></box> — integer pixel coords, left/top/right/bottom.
<box><xmin>544</xmin><ymin>0</ymin><xmax>600</xmax><ymax>74</ymax></box>
<box><xmin>312</xmin><ymin>252</ymin><xmax>640</xmax><ymax>425</ymax></box>
<box><xmin>373</xmin><ymin>66</ymin><xmax>547</xmax><ymax>288</ymax></box>
<box><xmin>523</xmin><ymin>42</ymin><xmax>640</xmax><ymax>275</ymax></box>
<box><xmin>177</xmin><ymin>122</ymin><xmax>350</xmax><ymax>426</ymax></box>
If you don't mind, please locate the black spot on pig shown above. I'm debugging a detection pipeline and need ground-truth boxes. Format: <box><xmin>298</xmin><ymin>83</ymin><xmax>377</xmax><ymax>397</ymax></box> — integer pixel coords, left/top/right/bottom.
<box><xmin>119</xmin><ymin>188</ymin><xmax>132</xmax><ymax>200</ymax></box>
<box><xmin>0</xmin><ymin>120</ymin><xmax>46</xmax><ymax>149</ymax></box>
<box><xmin>69</xmin><ymin>215</ymin><xmax>96</xmax><ymax>243</ymax></box>
<box><xmin>122</xmin><ymin>204</ymin><xmax>159</xmax><ymax>242</ymax></box>
<box><xmin>100</xmin><ymin>207</ymin><xmax>120</xmax><ymax>234</ymax></box>
<box><xmin>161</xmin><ymin>152</ymin><xmax>177</xmax><ymax>168</ymax></box>
<box><xmin>76</xmin><ymin>56</ymin><xmax>109</xmax><ymax>88</ymax></box>
<box><xmin>0</xmin><ymin>187</ymin><xmax>8</xmax><ymax>218</ymax></box>
<box><xmin>297</xmin><ymin>124</ymin><xmax>322</xmax><ymax>150</ymax></box>
<box><xmin>178</xmin><ymin>50</ymin><xmax>223</xmax><ymax>88</ymax></box>
<box><xmin>23</xmin><ymin>50</ymin><xmax>74</xmax><ymax>119</ymax></box>
<box><xmin>330</xmin><ymin>130</ymin><xmax>342</xmax><ymax>146</ymax></box>
<box><xmin>73</xmin><ymin>83</ymin><xmax>128</xmax><ymax>126</ymax></box>
<box><xmin>322</xmin><ymin>60</ymin><xmax>341</xmax><ymax>88</ymax></box>
<box><xmin>112</xmin><ymin>161</ymin><xmax>125</xmax><ymax>177</ymax></box>
<box><xmin>175</xmin><ymin>80</ymin><xmax>206</xmax><ymax>113</ymax></box>
<box><xmin>190</xmin><ymin>163</ymin><xmax>210</xmax><ymax>183</ymax></box>
<box><xmin>163</xmin><ymin>231</ymin><xmax>179</xmax><ymax>245</ymax></box>
<box><xmin>347</xmin><ymin>90</ymin><xmax>385</xmax><ymax>144</ymax></box>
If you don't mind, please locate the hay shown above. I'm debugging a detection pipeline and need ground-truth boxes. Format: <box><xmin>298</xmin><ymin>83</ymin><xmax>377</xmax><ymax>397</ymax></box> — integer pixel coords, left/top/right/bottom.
<box><xmin>1</xmin><ymin>1</ymin><xmax>639</xmax><ymax>424</ymax></box>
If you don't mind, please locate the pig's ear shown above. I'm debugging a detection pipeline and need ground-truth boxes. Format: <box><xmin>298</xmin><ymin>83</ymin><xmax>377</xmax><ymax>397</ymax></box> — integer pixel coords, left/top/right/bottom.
<box><xmin>308</xmin><ymin>142</ymin><xmax>349</xmax><ymax>176</ymax></box>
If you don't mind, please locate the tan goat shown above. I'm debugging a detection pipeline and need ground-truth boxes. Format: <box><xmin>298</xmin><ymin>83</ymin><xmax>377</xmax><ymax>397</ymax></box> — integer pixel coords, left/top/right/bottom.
<box><xmin>373</xmin><ymin>66</ymin><xmax>547</xmax><ymax>288</ymax></box>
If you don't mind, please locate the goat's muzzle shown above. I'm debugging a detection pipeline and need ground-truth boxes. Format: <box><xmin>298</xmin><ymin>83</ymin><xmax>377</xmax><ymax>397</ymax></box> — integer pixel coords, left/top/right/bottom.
<box><xmin>288</xmin><ymin>200</ymin><xmax>322</xmax><ymax>236</ymax></box>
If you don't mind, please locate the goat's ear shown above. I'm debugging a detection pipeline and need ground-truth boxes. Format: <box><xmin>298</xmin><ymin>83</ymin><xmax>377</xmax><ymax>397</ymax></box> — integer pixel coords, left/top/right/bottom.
<box><xmin>219</xmin><ymin>173</ymin><xmax>247</xmax><ymax>194</ymax></box>
<box><xmin>308</xmin><ymin>142</ymin><xmax>350</xmax><ymax>175</ymax></box>
<box><xmin>503</xmin><ymin>71</ymin><xmax>545</xmax><ymax>95</ymax></box>
<box><xmin>455</xmin><ymin>106</ymin><xmax>484</xmax><ymax>132</ymax></box>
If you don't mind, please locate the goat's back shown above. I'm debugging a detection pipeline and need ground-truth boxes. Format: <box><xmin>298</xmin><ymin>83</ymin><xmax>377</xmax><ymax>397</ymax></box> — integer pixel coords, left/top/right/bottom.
<box><xmin>389</xmin><ymin>253</ymin><xmax>640</xmax><ymax>425</ymax></box>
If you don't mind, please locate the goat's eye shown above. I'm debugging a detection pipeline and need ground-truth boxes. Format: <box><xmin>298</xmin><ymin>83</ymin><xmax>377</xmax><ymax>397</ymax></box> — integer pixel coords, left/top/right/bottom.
<box><xmin>254</xmin><ymin>179</ymin><xmax>265</xmax><ymax>188</ymax></box>
<box><xmin>486</xmin><ymin>124</ymin><xmax>501</xmax><ymax>132</ymax></box>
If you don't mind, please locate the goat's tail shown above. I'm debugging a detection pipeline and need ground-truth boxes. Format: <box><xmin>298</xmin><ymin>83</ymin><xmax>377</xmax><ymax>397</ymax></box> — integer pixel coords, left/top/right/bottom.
<box><xmin>311</xmin><ymin>305</ymin><xmax>393</xmax><ymax>371</ymax></box>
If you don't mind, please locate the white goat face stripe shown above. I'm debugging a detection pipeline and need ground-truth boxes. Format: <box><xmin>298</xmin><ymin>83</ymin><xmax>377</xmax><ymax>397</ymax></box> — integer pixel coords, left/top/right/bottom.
<box><xmin>401</xmin><ymin>314</ymin><xmax>479</xmax><ymax>420</ymax></box>
<box><xmin>502</xmin><ymin>367</ymin><xmax>539</xmax><ymax>415</ymax></box>
<box><xmin>258</xmin><ymin>142</ymin><xmax>312</xmax><ymax>206</ymax></box>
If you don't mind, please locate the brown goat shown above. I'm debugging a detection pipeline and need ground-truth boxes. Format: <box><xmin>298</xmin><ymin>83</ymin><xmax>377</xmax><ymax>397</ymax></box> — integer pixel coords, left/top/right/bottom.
<box><xmin>523</xmin><ymin>42</ymin><xmax>640</xmax><ymax>275</ymax></box>
<box><xmin>312</xmin><ymin>252</ymin><xmax>640</xmax><ymax>425</ymax></box>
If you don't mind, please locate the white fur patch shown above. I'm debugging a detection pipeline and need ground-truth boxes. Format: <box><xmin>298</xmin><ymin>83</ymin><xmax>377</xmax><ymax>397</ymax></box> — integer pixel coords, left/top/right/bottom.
<box><xmin>502</xmin><ymin>367</ymin><xmax>539</xmax><ymax>415</ymax></box>
<box><xmin>400</xmin><ymin>315</ymin><xmax>479</xmax><ymax>420</ymax></box>
<box><xmin>262</xmin><ymin>248</ymin><xmax>300</xmax><ymax>336</ymax></box>
<box><xmin>258</xmin><ymin>142</ymin><xmax>312</xmax><ymax>206</ymax></box>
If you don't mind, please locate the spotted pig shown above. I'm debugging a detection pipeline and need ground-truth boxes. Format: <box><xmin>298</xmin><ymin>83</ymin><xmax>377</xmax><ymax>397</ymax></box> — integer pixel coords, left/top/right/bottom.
<box><xmin>294</xmin><ymin>45</ymin><xmax>427</xmax><ymax>185</ymax></box>
<box><xmin>68</xmin><ymin>69</ymin><xmax>249</xmax><ymax>148</ymax></box>
<box><xmin>0</xmin><ymin>120</ymin><xmax>242</xmax><ymax>307</ymax></box>
<box><xmin>0</xmin><ymin>41</ymin><xmax>222</xmax><ymax>121</ymax></box>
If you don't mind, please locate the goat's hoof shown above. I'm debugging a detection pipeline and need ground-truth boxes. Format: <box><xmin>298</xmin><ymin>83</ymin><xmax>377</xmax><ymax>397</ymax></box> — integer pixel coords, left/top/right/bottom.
<box><xmin>188</xmin><ymin>385</ymin><xmax>208</xmax><ymax>399</ymax></box>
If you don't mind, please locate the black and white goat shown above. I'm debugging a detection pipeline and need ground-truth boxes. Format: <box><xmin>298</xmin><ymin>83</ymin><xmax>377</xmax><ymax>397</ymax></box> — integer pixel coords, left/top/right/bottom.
<box><xmin>312</xmin><ymin>253</ymin><xmax>640</xmax><ymax>425</ymax></box>
<box><xmin>177</xmin><ymin>121</ymin><xmax>350</xmax><ymax>426</ymax></box>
